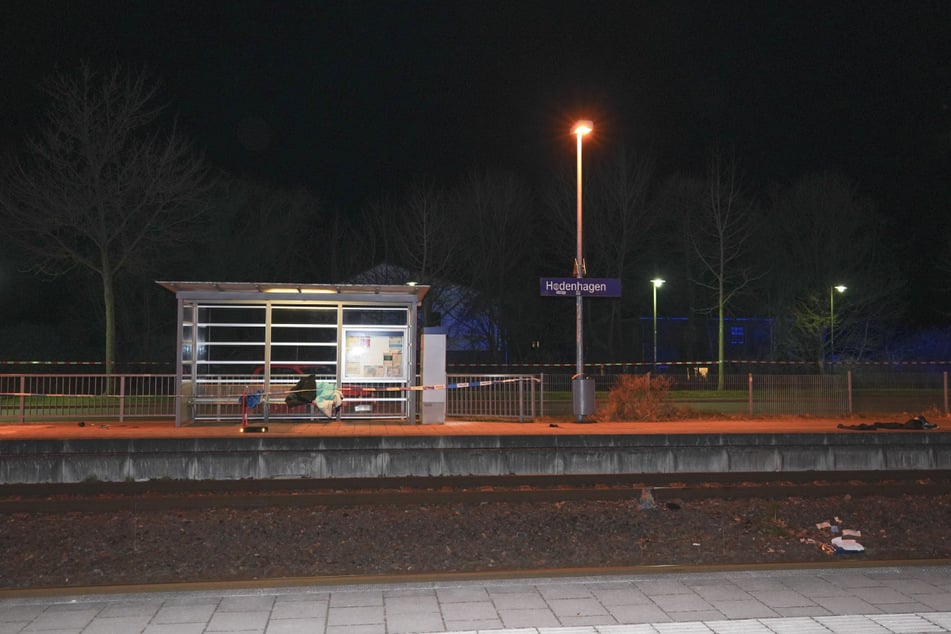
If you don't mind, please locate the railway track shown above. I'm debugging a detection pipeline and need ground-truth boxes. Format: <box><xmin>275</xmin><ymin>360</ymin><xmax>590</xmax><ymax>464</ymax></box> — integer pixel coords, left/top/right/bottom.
<box><xmin>3</xmin><ymin>470</ymin><xmax>951</xmax><ymax>513</ymax></box>
<box><xmin>3</xmin><ymin>470</ymin><xmax>951</xmax><ymax>593</ymax></box>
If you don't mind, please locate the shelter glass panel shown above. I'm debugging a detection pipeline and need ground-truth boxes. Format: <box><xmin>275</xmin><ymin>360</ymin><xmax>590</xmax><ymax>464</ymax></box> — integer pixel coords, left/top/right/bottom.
<box><xmin>269</xmin><ymin>305</ymin><xmax>340</xmax><ymax>372</ymax></box>
<box><xmin>342</xmin><ymin>307</ymin><xmax>408</xmax><ymax>326</ymax></box>
<box><xmin>271</xmin><ymin>305</ymin><xmax>338</xmax><ymax>325</ymax></box>
<box><xmin>194</xmin><ymin>305</ymin><xmax>267</xmax><ymax>376</ymax></box>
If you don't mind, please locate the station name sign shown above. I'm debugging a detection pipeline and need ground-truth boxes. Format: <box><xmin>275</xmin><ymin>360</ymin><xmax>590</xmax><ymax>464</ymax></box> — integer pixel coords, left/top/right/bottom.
<box><xmin>539</xmin><ymin>277</ymin><xmax>622</xmax><ymax>297</ymax></box>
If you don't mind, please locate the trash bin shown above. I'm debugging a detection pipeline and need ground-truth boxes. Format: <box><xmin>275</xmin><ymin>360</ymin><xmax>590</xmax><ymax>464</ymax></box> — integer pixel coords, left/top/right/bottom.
<box><xmin>572</xmin><ymin>377</ymin><xmax>596</xmax><ymax>418</ymax></box>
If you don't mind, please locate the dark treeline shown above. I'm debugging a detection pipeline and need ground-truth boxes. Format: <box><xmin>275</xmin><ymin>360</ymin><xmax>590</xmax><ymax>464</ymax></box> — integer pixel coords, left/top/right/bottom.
<box><xmin>1</xmin><ymin>63</ymin><xmax>949</xmax><ymax>370</ymax></box>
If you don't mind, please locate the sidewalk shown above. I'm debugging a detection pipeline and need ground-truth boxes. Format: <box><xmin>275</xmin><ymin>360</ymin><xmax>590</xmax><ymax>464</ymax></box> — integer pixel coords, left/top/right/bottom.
<box><xmin>2</xmin><ymin>565</ymin><xmax>950</xmax><ymax>633</ymax></box>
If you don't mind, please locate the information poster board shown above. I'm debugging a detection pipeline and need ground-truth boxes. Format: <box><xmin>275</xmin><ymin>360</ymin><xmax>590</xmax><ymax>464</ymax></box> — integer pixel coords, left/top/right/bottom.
<box><xmin>343</xmin><ymin>329</ymin><xmax>406</xmax><ymax>380</ymax></box>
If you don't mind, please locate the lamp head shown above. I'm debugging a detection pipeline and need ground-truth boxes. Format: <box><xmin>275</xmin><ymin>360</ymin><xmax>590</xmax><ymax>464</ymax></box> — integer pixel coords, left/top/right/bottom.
<box><xmin>572</xmin><ymin>120</ymin><xmax>593</xmax><ymax>136</ymax></box>
<box><xmin>834</xmin><ymin>285</ymin><xmax>847</xmax><ymax>293</ymax></box>
<box><xmin>651</xmin><ymin>278</ymin><xmax>665</xmax><ymax>288</ymax></box>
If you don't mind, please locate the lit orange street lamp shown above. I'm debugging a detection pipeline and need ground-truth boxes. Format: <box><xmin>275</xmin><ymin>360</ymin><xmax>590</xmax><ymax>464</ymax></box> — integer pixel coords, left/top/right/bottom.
<box><xmin>572</xmin><ymin>120</ymin><xmax>593</xmax><ymax>422</ymax></box>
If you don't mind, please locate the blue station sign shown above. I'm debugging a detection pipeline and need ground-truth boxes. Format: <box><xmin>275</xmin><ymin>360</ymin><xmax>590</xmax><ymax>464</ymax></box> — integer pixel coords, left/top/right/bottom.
<box><xmin>540</xmin><ymin>277</ymin><xmax>622</xmax><ymax>298</ymax></box>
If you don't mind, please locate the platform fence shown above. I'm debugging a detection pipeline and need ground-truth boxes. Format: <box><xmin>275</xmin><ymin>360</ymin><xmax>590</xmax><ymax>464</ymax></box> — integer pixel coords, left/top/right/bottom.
<box><xmin>0</xmin><ymin>374</ymin><xmax>177</xmax><ymax>423</ymax></box>
<box><xmin>1</xmin><ymin>369</ymin><xmax>949</xmax><ymax>423</ymax></box>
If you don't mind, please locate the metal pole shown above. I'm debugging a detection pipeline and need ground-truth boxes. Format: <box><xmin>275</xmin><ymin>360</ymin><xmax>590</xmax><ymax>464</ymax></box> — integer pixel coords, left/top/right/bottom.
<box><xmin>18</xmin><ymin>374</ymin><xmax>26</xmax><ymax>424</ymax></box>
<box><xmin>119</xmin><ymin>374</ymin><xmax>126</xmax><ymax>423</ymax></box>
<box><xmin>944</xmin><ymin>371</ymin><xmax>948</xmax><ymax>417</ymax></box>
<box><xmin>540</xmin><ymin>372</ymin><xmax>546</xmax><ymax>418</ymax></box>
<box><xmin>847</xmin><ymin>369</ymin><xmax>853</xmax><ymax>416</ymax></box>
<box><xmin>748</xmin><ymin>372</ymin><xmax>753</xmax><ymax>417</ymax></box>
<box><xmin>575</xmin><ymin>129</ymin><xmax>584</xmax><ymax>421</ymax></box>
<box><xmin>649</xmin><ymin>279</ymin><xmax>664</xmax><ymax>373</ymax></box>
<box><xmin>652</xmin><ymin>284</ymin><xmax>658</xmax><ymax>371</ymax></box>
<box><xmin>829</xmin><ymin>285</ymin><xmax>846</xmax><ymax>369</ymax></box>
<box><xmin>829</xmin><ymin>286</ymin><xmax>835</xmax><ymax>364</ymax></box>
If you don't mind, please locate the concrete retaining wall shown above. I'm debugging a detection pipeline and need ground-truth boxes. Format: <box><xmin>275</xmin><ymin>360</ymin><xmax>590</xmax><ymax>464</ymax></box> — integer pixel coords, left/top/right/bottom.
<box><xmin>1</xmin><ymin>433</ymin><xmax>949</xmax><ymax>484</ymax></box>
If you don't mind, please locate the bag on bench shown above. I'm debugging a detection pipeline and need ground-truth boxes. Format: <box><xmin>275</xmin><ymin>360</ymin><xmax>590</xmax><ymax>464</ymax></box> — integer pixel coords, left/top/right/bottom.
<box><xmin>285</xmin><ymin>374</ymin><xmax>317</xmax><ymax>407</ymax></box>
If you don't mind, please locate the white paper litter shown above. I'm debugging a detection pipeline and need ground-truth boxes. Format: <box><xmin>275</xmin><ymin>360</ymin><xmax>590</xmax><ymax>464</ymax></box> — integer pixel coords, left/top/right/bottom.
<box><xmin>831</xmin><ymin>536</ymin><xmax>865</xmax><ymax>552</ymax></box>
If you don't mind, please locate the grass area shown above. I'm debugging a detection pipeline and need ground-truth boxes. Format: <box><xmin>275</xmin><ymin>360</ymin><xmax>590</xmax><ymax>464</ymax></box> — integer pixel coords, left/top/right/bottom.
<box><xmin>0</xmin><ymin>395</ymin><xmax>176</xmax><ymax>422</ymax></box>
<box><xmin>667</xmin><ymin>389</ymin><xmax>747</xmax><ymax>401</ymax></box>
<box><xmin>545</xmin><ymin>389</ymin><xmax>747</xmax><ymax>401</ymax></box>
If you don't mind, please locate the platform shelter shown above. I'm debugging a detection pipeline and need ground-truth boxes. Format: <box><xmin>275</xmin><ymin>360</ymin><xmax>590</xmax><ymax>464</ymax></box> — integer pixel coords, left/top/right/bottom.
<box><xmin>158</xmin><ymin>281</ymin><xmax>429</xmax><ymax>426</ymax></box>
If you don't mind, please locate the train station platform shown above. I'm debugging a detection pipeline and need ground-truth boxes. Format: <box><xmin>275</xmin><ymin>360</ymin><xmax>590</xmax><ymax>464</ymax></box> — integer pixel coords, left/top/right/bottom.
<box><xmin>1</xmin><ymin>564</ymin><xmax>950</xmax><ymax>633</ymax></box>
<box><xmin>0</xmin><ymin>416</ymin><xmax>948</xmax><ymax>484</ymax></box>
<box><xmin>0</xmin><ymin>416</ymin><xmax>863</xmax><ymax>439</ymax></box>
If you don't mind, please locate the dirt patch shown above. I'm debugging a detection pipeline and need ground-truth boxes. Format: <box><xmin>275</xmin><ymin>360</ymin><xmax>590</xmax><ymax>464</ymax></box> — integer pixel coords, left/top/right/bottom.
<box><xmin>3</xmin><ymin>492</ymin><xmax>950</xmax><ymax>589</ymax></box>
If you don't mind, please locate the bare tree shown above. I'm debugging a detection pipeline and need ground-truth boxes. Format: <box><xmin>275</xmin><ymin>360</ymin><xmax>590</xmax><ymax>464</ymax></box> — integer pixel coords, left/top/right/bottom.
<box><xmin>654</xmin><ymin>173</ymin><xmax>707</xmax><ymax>362</ymax></box>
<box><xmin>365</xmin><ymin>181</ymin><xmax>465</xmax><ymax>328</ymax></box>
<box><xmin>934</xmin><ymin>229</ymin><xmax>951</xmax><ymax>319</ymax></box>
<box><xmin>686</xmin><ymin>149</ymin><xmax>758</xmax><ymax>389</ymax></box>
<box><xmin>584</xmin><ymin>149</ymin><xmax>656</xmax><ymax>357</ymax></box>
<box><xmin>450</xmin><ymin>170</ymin><xmax>538</xmax><ymax>361</ymax></box>
<box><xmin>764</xmin><ymin>171</ymin><xmax>903</xmax><ymax>368</ymax></box>
<box><xmin>0</xmin><ymin>62</ymin><xmax>213</xmax><ymax>373</ymax></box>
<box><xmin>199</xmin><ymin>178</ymin><xmax>327</xmax><ymax>282</ymax></box>
<box><xmin>387</xmin><ymin>180</ymin><xmax>460</xmax><ymax>283</ymax></box>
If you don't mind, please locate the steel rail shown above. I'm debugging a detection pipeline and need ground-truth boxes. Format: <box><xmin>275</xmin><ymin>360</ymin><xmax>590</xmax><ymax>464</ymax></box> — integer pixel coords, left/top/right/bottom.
<box><xmin>3</xmin><ymin>559</ymin><xmax>951</xmax><ymax>600</ymax></box>
<box><xmin>3</xmin><ymin>470</ymin><xmax>951</xmax><ymax>513</ymax></box>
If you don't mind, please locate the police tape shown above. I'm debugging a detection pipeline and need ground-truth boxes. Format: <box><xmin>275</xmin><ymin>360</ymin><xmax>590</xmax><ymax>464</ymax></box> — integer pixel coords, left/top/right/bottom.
<box><xmin>360</xmin><ymin>377</ymin><xmax>541</xmax><ymax>393</ymax></box>
<box><xmin>1</xmin><ymin>377</ymin><xmax>538</xmax><ymax>400</ymax></box>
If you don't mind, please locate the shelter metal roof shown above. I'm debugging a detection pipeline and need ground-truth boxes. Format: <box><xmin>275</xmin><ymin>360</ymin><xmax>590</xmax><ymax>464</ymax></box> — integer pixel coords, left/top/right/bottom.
<box><xmin>156</xmin><ymin>281</ymin><xmax>429</xmax><ymax>303</ymax></box>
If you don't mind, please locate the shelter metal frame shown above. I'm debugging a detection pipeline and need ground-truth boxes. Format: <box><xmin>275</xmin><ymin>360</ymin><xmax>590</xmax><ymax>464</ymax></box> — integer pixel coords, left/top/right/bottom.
<box><xmin>158</xmin><ymin>281</ymin><xmax>429</xmax><ymax>426</ymax></box>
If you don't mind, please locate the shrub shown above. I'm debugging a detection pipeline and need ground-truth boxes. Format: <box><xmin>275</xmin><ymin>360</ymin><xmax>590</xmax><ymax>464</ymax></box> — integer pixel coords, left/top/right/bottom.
<box><xmin>598</xmin><ymin>373</ymin><xmax>676</xmax><ymax>421</ymax></box>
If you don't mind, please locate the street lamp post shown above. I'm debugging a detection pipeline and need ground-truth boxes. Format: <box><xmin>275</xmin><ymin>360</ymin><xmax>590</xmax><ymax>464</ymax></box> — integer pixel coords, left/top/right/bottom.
<box><xmin>651</xmin><ymin>278</ymin><xmax>665</xmax><ymax>371</ymax></box>
<box><xmin>572</xmin><ymin>120</ymin><xmax>592</xmax><ymax>422</ymax></box>
<box><xmin>830</xmin><ymin>284</ymin><xmax>847</xmax><ymax>362</ymax></box>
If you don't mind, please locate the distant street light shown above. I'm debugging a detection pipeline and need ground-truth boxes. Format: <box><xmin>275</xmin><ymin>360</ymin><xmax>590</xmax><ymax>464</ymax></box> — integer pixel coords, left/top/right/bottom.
<box><xmin>572</xmin><ymin>120</ymin><xmax>592</xmax><ymax>422</ymax></box>
<box><xmin>651</xmin><ymin>279</ymin><xmax>665</xmax><ymax>371</ymax></box>
<box><xmin>830</xmin><ymin>284</ymin><xmax>847</xmax><ymax>362</ymax></box>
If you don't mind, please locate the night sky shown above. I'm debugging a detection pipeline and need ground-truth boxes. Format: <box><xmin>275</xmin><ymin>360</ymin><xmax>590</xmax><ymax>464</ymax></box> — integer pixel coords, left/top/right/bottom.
<box><xmin>2</xmin><ymin>2</ymin><xmax>950</xmax><ymax>298</ymax></box>
<box><xmin>3</xmin><ymin>1</ymin><xmax>947</xmax><ymax>207</ymax></box>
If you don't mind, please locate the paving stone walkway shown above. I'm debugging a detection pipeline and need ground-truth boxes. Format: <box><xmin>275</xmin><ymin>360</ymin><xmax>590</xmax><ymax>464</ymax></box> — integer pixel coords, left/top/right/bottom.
<box><xmin>2</xmin><ymin>565</ymin><xmax>950</xmax><ymax>633</ymax></box>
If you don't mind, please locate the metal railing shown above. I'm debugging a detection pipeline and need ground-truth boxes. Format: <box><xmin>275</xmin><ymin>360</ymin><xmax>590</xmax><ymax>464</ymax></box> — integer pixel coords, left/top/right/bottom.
<box><xmin>538</xmin><ymin>370</ymin><xmax>950</xmax><ymax>418</ymax></box>
<box><xmin>0</xmin><ymin>373</ymin><xmax>542</xmax><ymax>423</ymax></box>
<box><xmin>0</xmin><ymin>374</ymin><xmax>177</xmax><ymax>423</ymax></box>
<box><xmin>2</xmin><ymin>369</ymin><xmax>949</xmax><ymax>423</ymax></box>
<box><xmin>444</xmin><ymin>374</ymin><xmax>540</xmax><ymax>422</ymax></box>
<box><xmin>751</xmin><ymin>374</ymin><xmax>849</xmax><ymax>416</ymax></box>
<box><xmin>188</xmin><ymin>375</ymin><xmax>409</xmax><ymax>422</ymax></box>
